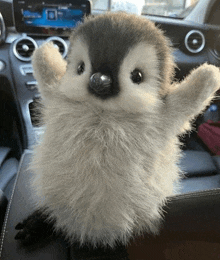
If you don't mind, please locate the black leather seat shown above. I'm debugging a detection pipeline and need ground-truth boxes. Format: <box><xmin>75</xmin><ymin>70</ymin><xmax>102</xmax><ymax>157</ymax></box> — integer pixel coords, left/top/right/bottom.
<box><xmin>0</xmin><ymin>150</ymin><xmax>129</xmax><ymax>260</ymax></box>
<box><xmin>1</xmin><ymin>150</ymin><xmax>220</xmax><ymax>259</ymax></box>
<box><xmin>0</xmin><ymin>147</ymin><xmax>18</xmax><ymax>200</ymax></box>
<box><xmin>127</xmin><ymin>189</ymin><xmax>220</xmax><ymax>260</ymax></box>
<box><xmin>0</xmin><ymin>147</ymin><xmax>18</xmax><ymax>233</ymax></box>
<box><xmin>0</xmin><ymin>151</ymin><xmax>86</xmax><ymax>259</ymax></box>
<box><xmin>213</xmin><ymin>155</ymin><xmax>220</xmax><ymax>174</ymax></box>
<box><xmin>179</xmin><ymin>150</ymin><xmax>220</xmax><ymax>194</ymax></box>
<box><xmin>179</xmin><ymin>150</ymin><xmax>217</xmax><ymax>177</ymax></box>
<box><xmin>0</xmin><ymin>189</ymin><xmax>8</xmax><ymax>234</ymax></box>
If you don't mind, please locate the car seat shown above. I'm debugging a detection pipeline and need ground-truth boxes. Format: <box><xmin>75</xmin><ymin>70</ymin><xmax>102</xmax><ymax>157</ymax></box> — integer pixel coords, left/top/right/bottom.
<box><xmin>0</xmin><ymin>147</ymin><xmax>18</xmax><ymax>233</ymax></box>
<box><xmin>1</xmin><ymin>150</ymin><xmax>220</xmax><ymax>260</ymax></box>
<box><xmin>0</xmin><ymin>147</ymin><xmax>18</xmax><ymax>200</ymax></box>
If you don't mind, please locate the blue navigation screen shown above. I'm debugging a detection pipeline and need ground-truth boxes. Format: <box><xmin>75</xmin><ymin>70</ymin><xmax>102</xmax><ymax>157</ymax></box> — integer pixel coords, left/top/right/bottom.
<box><xmin>23</xmin><ymin>7</ymin><xmax>83</xmax><ymax>28</ymax></box>
<box><xmin>13</xmin><ymin>0</ymin><xmax>90</xmax><ymax>35</ymax></box>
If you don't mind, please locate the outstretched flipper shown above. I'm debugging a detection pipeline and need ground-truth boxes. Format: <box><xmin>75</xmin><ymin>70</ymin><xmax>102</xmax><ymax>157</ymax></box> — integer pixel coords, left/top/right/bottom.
<box><xmin>164</xmin><ymin>64</ymin><xmax>220</xmax><ymax>134</ymax></box>
<box><xmin>15</xmin><ymin>209</ymin><xmax>56</xmax><ymax>246</ymax></box>
<box><xmin>32</xmin><ymin>42</ymin><xmax>67</xmax><ymax>100</ymax></box>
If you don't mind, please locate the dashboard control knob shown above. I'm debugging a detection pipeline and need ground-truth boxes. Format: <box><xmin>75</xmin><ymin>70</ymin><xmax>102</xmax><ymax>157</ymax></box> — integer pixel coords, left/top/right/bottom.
<box><xmin>192</xmin><ymin>39</ymin><xmax>198</xmax><ymax>45</ymax></box>
<box><xmin>26</xmin><ymin>81</ymin><xmax>38</xmax><ymax>91</ymax></box>
<box><xmin>22</xmin><ymin>44</ymin><xmax>29</xmax><ymax>52</ymax></box>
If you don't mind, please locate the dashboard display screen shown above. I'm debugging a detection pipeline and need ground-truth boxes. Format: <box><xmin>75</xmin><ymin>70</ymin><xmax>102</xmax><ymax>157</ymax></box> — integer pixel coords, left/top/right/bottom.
<box><xmin>13</xmin><ymin>0</ymin><xmax>90</xmax><ymax>35</ymax></box>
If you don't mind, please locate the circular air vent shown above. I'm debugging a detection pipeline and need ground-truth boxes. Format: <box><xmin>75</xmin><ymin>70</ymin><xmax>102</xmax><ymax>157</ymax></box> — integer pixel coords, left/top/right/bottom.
<box><xmin>13</xmin><ymin>37</ymin><xmax>38</xmax><ymax>61</ymax></box>
<box><xmin>185</xmin><ymin>30</ymin><xmax>205</xmax><ymax>54</ymax></box>
<box><xmin>46</xmin><ymin>37</ymin><xmax>68</xmax><ymax>58</ymax></box>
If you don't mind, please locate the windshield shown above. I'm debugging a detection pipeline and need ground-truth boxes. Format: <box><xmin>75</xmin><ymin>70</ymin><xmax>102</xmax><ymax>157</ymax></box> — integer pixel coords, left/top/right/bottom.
<box><xmin>92</xmin><ymin>0</ymin><xmax>200</xmax><ymax>18</ymax></box>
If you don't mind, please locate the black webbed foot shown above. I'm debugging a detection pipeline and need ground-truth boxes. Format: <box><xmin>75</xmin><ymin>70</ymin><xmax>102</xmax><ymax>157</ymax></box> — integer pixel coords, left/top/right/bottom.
<box><xmin>15</xmin><ymin>209</ymin><xmax>56</xmax><ymax>246</ymax></box>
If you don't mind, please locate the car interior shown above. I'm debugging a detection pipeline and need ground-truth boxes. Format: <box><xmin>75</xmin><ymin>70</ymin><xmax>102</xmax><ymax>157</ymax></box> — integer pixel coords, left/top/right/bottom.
<box><xmin>0</xmin><ymin>0</ymin><xmax>220</xmax><ymax>259</ymax></box>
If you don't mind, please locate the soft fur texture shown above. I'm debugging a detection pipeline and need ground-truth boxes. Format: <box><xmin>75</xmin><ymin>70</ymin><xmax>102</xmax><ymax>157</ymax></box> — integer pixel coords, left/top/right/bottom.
<box><xmin>28</xmin><ymin>12</ymin><xmax>220</xmax><ymax>248</ymax></box>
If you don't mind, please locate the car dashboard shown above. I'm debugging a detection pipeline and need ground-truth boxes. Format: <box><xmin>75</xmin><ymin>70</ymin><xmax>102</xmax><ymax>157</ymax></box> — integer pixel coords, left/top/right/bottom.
<box><xmin>0</xmin><ymin>0</ymin><xmax>219</xmax><ymax>151</ymax></box>
<box><xmin>0</xmin><ymin>0</ymin><xmax>91</xmax><ymax>149</ymax></box>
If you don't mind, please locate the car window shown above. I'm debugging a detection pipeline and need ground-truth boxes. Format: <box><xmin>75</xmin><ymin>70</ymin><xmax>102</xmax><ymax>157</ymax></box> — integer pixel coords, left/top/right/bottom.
<box><xmin>92</xmin><ymin>0</ymin><xmax>200</xmax><ymax>18</ymax></box>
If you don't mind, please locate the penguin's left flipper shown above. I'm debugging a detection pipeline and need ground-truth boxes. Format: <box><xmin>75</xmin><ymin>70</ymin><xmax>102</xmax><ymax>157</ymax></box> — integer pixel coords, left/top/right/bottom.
<box><xmin>15</xmin><ymin>209</ymin><xmax>56</xmax><ymax>246</ymax></box>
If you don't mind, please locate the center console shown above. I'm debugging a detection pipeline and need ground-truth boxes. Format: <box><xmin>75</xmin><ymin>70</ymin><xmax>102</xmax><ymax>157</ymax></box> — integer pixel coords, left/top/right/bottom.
<box><xmin>9</xmin><ymin>0</ymin><xmax>91</xmax><ymax>148</ymax></box>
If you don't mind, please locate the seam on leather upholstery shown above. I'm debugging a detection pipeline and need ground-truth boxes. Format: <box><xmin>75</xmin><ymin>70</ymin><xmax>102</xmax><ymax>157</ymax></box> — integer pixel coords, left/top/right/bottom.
<box><xmin>0</xmin><ymin>151</ymin><xmax>27</xmax><ymax>257</ymax></box>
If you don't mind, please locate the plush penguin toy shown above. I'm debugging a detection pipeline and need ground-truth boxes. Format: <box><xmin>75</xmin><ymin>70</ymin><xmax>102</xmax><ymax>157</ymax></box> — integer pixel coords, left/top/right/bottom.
<box><xmin>15</xmin><ymin>12</ymin><xmax>220</xmax><ymax>248</ymax></box>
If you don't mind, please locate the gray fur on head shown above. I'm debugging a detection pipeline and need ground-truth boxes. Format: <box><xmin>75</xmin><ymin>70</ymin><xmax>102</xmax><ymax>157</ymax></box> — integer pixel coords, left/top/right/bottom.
<box><xmin>31</xmin><ymin>12</ymin><xmax>220</xmax><ymax>248</ymax></box>
<box><xmin>69</xmin><ymin>12</ymin><xmax>175</xmax><ymax>97</ymax></box>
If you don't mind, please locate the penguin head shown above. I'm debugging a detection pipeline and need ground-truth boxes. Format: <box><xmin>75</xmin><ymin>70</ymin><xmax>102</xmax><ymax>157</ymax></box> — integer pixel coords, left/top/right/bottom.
<box><xmin>59</xmin><ymin>12</ymin><xmax>175</xmax><ymax>113</ymax></box>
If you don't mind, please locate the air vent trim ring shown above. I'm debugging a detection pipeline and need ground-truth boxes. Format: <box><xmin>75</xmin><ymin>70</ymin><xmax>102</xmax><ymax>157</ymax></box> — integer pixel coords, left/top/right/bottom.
<box><xmin>13</xmin><ymin>36</ymin><xmax>38</xmax><ymax>62</ymax></box>
<box><xmin>185</xmin><ymin>30</ymin><xmax>205</xmax><ymax>54</ymax></box>
<box><xmin>45</xmin><ymin>36</ymin><xmax>68</xmax><ymax>58</ymax></box>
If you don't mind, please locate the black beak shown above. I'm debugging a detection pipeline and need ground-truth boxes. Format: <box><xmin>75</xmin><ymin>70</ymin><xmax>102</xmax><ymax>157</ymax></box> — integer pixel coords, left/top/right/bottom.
<box><xmin>89</xmin><ymin>72</ymin><xmax>112</xmax><ymax>98</ymax></box>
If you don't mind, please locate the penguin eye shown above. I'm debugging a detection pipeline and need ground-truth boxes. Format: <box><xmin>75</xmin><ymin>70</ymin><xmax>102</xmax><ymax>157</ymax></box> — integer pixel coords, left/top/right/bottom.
<box><xmin>130</xmin><ymin>69</ymin><xmax>143</xmax><ymax>84</ymax></box>
<box><xmin>77</xmin><ymin>62</ymin><xmax>85</xmax><ymax>75</ymax></box>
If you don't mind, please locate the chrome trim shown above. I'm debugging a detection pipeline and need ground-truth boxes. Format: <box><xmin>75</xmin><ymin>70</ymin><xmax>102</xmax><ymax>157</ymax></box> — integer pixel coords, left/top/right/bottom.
<box><xmin>0</xmin><ymin>12</ymin><xmax>6</xmax><ymax>44</ymax></box>
<box><xmin>20</xmin><ymin>64</ymin><xmax>33</xmax><ymax>75</ymax></box>
<box><xmin>26</xmin><ymin>81</ymin><xmax>37</xmax><ymax>86</ymax></box>
<box><xmin>45</xmin><ymin>36</ymin><xmax>68</xmax><ymax>58</ymax></box>
<box><xmin>26</xmin><ymin>81</ymin><xmax>38</xmax><ymax>91</ymax></box>
<box><xmin>6</xmin><ymin>30</ymin><xmax>26</xmax><ymax>43</ymax></box>
<box><xmin>184</xmin><ymin>30</ymin><xmax>205</xmax><ymax>54</ymax></box>
<box><xmin>0</xmin><ymin>61</ymin><xmax>5</xmax><ymax>71</ymax></box>
<box><xmin>13</xmin><ymin>36</ymin><xmax>38</xmax><ymax>62</ymax></box>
